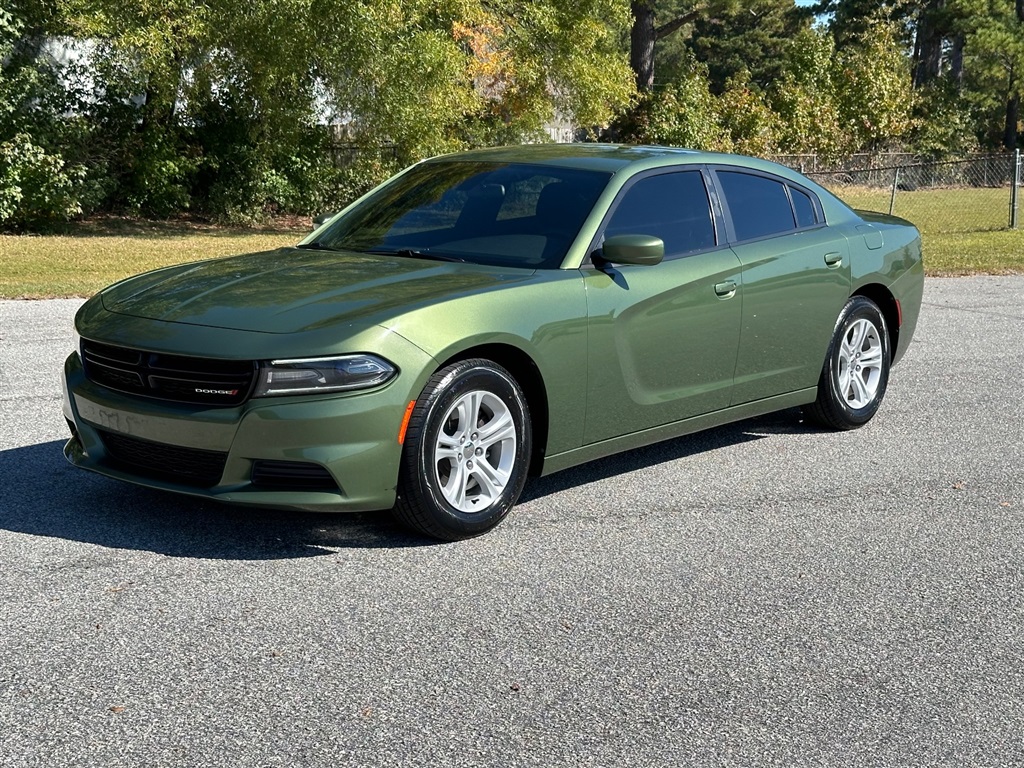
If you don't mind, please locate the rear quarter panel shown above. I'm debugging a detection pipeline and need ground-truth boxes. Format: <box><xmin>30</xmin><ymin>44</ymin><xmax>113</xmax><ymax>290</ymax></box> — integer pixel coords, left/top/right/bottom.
<box><xmin>847</xmin><ymin>211</ymin><xmax>925</xmax><ymax>365</ymax></box>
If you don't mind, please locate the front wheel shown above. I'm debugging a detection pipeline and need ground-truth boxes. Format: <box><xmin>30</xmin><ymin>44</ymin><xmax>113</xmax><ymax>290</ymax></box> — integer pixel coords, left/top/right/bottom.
<box><xmin>805</xmin><ymin>296</ymin><xmax>890</xmax><ymax>430</ymax></box>
<box><xmin>393</xmin><ymin>359</ymin><xmax>532</xmax><ymax>541</ymax></box>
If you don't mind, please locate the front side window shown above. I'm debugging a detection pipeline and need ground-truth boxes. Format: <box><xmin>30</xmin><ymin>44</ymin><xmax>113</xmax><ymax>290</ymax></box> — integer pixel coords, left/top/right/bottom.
<box><xmin>717</xmin><ymin>171</ymin><xmax>796</xmax><ymax>241</ymax></box>
<box><xmin>603</xmin><ymin>171</ymin><xmax>716</xmax><ymax>257</ymax></box>
<box><xmin>316</xmin><ymin>161</ymin><xmax>611</xmax><ymax>269</ymax></box>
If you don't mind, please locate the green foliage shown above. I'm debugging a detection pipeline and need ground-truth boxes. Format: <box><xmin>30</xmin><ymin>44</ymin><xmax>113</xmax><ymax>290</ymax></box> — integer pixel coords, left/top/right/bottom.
<box><xmin>689</xmin><ymin>0</ymin><xmax>810</xmax><ymax>93</ymax></box>
<box><xmin>635</xmin><ymin>2</ymin><xmax>916</xmax><ymax>158</ymax></box>
<box><xmin>910</xmin><ymin>83</ymin><xmax>981</xmax><ymax>156</ymax></box>
<box><xmin>769</xmin><ymin>28</ymin><xmax>851</xmax><ymax>158</ymax></box>
<box><xmin>832</xmin><ymin>20</ymin><xmax>916</xmax><ymax>150</ymax></box>
<box><xmin>0</xmin><ymin>6</ymin><xmax>91</xmax><ymax>227</ymax></box>
<box><xmin>7</xmin><ymin>0</ymin><xmax>633</xmax><ymax>227</ymax></box>
<box><xmin>623</xmin><ymin>54</ymin><xmax>731</xmax><ymax>150</ymax></box>
<box><xmin>0</xmin><ymin>134</ymin><xmax>84</xmax><ymax>227</ymax></box>
<box><xmin>717</xmin><ymin>74</ymin><xmax>782</xmax><ymax>156</ymax></box>
<box><xmin>949</xmin><ymin>0</ymin><xmax>1024</xmax><ymax>148</ymax></box>
<box><xmin>10</xmin><ymin>0</ymin><xmax>1024</xmax><ymax>230</ymax></box>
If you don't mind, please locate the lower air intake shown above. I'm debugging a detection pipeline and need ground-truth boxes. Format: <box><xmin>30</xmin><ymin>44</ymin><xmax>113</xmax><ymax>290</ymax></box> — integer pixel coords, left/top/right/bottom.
<box><xmin>98</xmin><ymin>429</ymin><xmax>228</xmax><ymax>488</ymax></box>
<box><xmin>251</xmin><ymin>460</ymin><xmax>339</xmax><ymax>491</ymax></box>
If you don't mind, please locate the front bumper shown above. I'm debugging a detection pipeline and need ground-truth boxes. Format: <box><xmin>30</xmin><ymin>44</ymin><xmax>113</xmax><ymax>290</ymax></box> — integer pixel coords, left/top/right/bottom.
<box><xmin>62</xmin><ymin>345</ymin><xmax>432</xmax><ymax>513</ymax></box>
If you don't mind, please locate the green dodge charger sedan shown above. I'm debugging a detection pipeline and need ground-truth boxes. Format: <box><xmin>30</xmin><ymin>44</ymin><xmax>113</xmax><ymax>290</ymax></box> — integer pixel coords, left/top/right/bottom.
<box><xmin>63</xmin><ymin>144</ymin><xmax>924</xmax><ymax>540</ymax></box>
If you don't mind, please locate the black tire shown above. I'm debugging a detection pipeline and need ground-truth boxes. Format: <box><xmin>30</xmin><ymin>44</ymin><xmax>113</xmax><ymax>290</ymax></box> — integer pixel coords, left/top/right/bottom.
<box><xmin>805</xmin><ymin>296</ymin><xmax>891</xmax><ymax>431</ymax></box>
<box><xmin>393</xmin><ymin>359</ymin><xmax>532</xmax><ymax>541</ymax></box>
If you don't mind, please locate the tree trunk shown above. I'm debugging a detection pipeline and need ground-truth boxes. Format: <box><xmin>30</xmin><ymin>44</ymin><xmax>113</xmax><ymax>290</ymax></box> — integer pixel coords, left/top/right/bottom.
<box><xmin>912</xmin><ymin>6</ymin><xmax>944</xmax><ymax>88</ymax></box>
<box><xmin>631</xmin><ymin>0</ymin><xmax>657</xmax><ymax>92</ymax></box>
<box><xmin>950</xmin><ymin>34</ymin><xmax>965</xmax><ymax>93</ymax></box>
<box><xmin>1006</xmin><ymin>91</ymin><xmax>1020</xmax><ymax>150</ymax></box>
<box><xmin>913</xmin><ymin>0</ymin><xmax>942</xmax><ymax>88</ymax></box>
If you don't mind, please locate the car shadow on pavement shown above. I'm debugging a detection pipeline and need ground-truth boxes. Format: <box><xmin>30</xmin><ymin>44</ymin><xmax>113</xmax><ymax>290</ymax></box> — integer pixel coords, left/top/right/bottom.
<box><xmin>0</xmin><ymin>439</ymin><xmax>433</xmax><ymax>559</ymax></box>
<box><xmin>521</xmin><ymin>408</ymin><xmax>809</xmax><ymax>502</ymax></box>
<box><xmin>0</xmin><ymin>410</ymin><xmax>809</xmax><ymax>558</ymax></box>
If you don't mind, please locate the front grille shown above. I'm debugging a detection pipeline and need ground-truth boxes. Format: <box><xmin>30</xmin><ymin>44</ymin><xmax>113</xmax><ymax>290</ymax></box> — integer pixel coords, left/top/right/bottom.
<box><xmin>82</xmin><ymin>340</ymin><xmax>256</xmax><ymax>406</ymax></box>
<box><xmin>98</xmin><ymin>429</ymin><xmax>228</xmax><ymax>487</ymax></box>
<box><xmin>251</xmin><ymin>460</ymin><xmax>339</xmax><ymax>491</ymax></box>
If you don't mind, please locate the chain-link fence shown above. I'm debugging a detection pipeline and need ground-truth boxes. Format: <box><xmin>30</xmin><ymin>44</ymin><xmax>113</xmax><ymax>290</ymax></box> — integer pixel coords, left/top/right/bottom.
<box><xmin>774</xmin><ymin>153</ymin><xmax>1022</xmax><ymax>234</ymax></box>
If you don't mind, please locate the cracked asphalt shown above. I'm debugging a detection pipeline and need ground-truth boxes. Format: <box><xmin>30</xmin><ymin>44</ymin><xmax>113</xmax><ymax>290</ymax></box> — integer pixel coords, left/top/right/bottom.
<box><xmin>1</xmin><ymin>276</ymin><xmax>1022</xmax><ymax>767</ymax></box>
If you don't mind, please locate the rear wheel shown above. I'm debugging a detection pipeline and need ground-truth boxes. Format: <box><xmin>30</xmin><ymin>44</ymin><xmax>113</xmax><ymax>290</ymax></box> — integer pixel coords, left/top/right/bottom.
<box><xmin>805</xmin><ymin>296</ymin><xmax>890</xmax><ymax>430</ymax></box>
<box><xmin>394</xmin><ymin>359</ymin><xmax>531</xmax><ymax>541</ymax></box>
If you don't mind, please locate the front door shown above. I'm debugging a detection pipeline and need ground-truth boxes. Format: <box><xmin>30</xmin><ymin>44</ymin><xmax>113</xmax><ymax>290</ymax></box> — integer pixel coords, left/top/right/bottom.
<box><xmin>582</xmin><ymin>170</ymin><xmax>743</xmax><ymax>445</ymax></box>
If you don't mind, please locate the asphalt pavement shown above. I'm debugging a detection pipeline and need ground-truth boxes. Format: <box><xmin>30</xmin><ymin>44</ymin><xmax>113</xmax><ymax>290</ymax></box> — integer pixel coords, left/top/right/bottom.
<box><xmin>1</xmin><ymin>277</ymin><xmax>1022</xmax><ymax>767</ymax></box>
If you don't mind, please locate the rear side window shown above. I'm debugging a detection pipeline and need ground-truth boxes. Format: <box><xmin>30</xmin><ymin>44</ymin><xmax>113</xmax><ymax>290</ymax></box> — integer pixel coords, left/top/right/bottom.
<box><xmin>604</xmin><ymin>171</ymin><xmax>716</xmax><ymax>257</ymax></box>
<box><xmin>717</xmin><ymin>171</ymin><xmax>796</xmax><ymax>241</ymax></box>
<box><xmin>791</xmin><ymin>187</ymin><xmax>818</xmax><ymax>228</ymax></box>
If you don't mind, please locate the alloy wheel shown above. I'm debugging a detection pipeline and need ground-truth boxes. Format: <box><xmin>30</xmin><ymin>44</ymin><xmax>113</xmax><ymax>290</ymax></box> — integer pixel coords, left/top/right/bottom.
<box><xmin>837</xmin><ymin>318</ymin><xmax>884</xmax><ymax>409</ymax></box>
<box><xmin>433</xmin><ymin>389</ymin><xmax>517</xmax><ymax>513</ymax></box>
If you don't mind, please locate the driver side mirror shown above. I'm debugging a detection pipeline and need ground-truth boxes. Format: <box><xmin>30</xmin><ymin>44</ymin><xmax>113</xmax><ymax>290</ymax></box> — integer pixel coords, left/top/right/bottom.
<box><xmin>600</xmin><ymin>234</ymin><xmax>665</xmax><ymax>266</ymax></box>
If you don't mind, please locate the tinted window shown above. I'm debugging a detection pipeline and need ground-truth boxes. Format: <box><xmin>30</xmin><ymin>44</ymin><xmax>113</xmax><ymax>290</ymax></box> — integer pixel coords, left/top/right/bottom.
<box><xmin>318</xmin><ymin>162</ymin><xmax>610</xmax><ymax>269</ymax></box>
<box><xmin>717</xmin><ymin>171</ymin><xmax>796</xmax><ymax>241</ymax></box>
<box><xmin>791</xmin><ymin>187</ymin><xmax>817</xmax><ymax>228</ymax></box>
<box><xmin>604</xmin><ymin>171</ymin><xmax>716</xmax><ymax>256</ymax></box>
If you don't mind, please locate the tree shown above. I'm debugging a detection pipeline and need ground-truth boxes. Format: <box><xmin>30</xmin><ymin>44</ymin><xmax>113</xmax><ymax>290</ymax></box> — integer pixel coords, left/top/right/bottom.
<box><xmin>0</xmin><ymin>3</ymin><xmax>88</xmax><ymax>226</ymax></box>
<box><xmin>688</xmin><ymin>0</ymin><xmax>812</xmax><ymax>94</ymax></box>
<box><xmin>628</xmin><ymin>0</ymin><xmax>740</xmax><ymax>92</ymax></box>
<box><xmin>35</xmin><ymin>0</ymin><xmax>634</xmax><ymax>223</ymax></box>
<box><xmin>953</xmin><ymin>0</ymin><xmax>1024</xmax><ymax>148</ymax></box>
<box><xmin>717</xmin><ymin>72</ymin><xmax>783</xmax><ymax>155</ymax></box>
<box><xmin>834</xmin><ymin>20</ymin><xmax>916</xmax><ymax>150</ymax></box>
<box><xmin>634</xmin><ymin>52</ymin><xmax>732</xmax><ymax>148</ymax></box>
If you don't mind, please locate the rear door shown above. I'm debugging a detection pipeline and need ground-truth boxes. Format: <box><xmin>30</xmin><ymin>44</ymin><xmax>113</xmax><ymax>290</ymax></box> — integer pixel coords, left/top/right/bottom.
<box><xmin>712</xmin><ymin>168</ymin><xmax>851</xmax><ymax>405</ymax></box>
<box><xmin>582</xmin><ymin>168</ymin><xmax>743</xmax><ymax>444</ymax></box>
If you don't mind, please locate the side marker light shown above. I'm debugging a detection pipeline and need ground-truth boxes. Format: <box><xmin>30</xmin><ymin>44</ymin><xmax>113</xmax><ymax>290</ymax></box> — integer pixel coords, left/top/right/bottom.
<box><xmin>398</xmin><ymin>400</ymin><xmax>416</xmax><ymax>444</ymax></box>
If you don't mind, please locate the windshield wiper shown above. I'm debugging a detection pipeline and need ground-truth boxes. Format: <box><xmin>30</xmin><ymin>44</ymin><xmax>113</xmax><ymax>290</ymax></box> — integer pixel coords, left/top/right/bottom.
<box><xmin>295</xmin><ymin>241</ymin><xmax>340</xmax><ymax>251</ymax></box>
<box><xmin>363</xmin><ymin>248</ymin><xmax>465</xmax><ymax>263</ymax></box>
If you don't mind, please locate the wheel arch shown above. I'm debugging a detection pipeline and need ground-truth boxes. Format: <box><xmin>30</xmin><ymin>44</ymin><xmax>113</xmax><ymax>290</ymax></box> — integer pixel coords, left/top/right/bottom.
<box><xmin>852</xmin><ymin>283</ymin><xmax>900</xmax><ymax>362</ymax></box>
<box><xmin>436</xmin><ymin>343</ymin><xmax>549</xmax><ymax>476</ymax></box>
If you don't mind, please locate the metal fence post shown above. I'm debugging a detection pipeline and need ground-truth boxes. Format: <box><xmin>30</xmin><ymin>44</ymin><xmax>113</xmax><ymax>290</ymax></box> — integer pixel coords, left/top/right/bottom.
<box><xmin>1011</xmin><ymin>149</ymin><xmax>1020</xmax><ymax>230</ymax></box>
<box><xmin>889</xmin><ymin>167</ymin><xmax>900</xmax><ymax>216</ymax></box>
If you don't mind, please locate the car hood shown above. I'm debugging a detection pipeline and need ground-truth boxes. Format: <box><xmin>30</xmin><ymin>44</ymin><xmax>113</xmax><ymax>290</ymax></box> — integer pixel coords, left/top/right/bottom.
<box><xmin>100</xmin><ymin>247</ymin><xmax>533</xmax><ymax>334</ymax></box>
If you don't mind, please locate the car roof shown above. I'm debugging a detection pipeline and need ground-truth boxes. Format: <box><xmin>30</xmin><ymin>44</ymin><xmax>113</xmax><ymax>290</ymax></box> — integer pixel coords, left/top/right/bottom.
<box><xmin>427</xmin><ymin>143</ymin><xmax>793</xmax><ymax>176</ymax></box>
<box><xmin>428</xmin><ymin>143</ymin><xmax>702</xmax><ymax>173</ymax></box>
<box><xmin>424</xmin><ymin>143</ymin><xmax>859</xmax><ymax>225</ymax></box>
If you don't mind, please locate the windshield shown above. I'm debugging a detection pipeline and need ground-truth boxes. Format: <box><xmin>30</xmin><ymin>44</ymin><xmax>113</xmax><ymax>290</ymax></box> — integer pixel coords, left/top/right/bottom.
<box><xmin>315</xmin><ymin>160</ymin><xmax>611</xmax><ymax>269</ymax></box>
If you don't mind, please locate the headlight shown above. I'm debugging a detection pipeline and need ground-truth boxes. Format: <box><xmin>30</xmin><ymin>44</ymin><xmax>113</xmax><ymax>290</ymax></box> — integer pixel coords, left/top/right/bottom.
<box><xmin>253</xmin><ymin>354</ymin><xmax>397</xmax><ymax>397</ymax></box>
<box><xmin>72</xmin><ymin>327</ymin><xmax>81</xmax><ymax>357</ymax></box>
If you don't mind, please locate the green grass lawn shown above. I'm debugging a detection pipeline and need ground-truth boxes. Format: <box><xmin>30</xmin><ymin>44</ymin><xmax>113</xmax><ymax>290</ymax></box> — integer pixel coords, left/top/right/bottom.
<box><xmin>0</xmin><ymin>220</ymin><xmax>302</xmax><ymax>298</ymax></box>
<box><xmin>1</xmin><ymin>189</ymin><xmax>1021</xmax><ymax>299</ymax></box>
<box><xmin>825</xmin><ymin>185</ymin><xmax>1024</xmax><ymax>276</ymax></box>
<box><xmin>830</xmin><ymin>185</ymin><xmax>1013</xmax><ymax>233</ymax></box>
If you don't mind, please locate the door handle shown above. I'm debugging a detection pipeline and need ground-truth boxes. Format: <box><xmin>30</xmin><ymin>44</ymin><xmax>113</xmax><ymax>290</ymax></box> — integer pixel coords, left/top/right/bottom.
<box><xmin>824</xmin><ymin>252</ymin><xmax>843</xmax><ymax>268</ymax></box>
<box><xmin>714</xmin><ymin>280</ymin><xmax>737</xmax><ymax>298</ymax></box>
